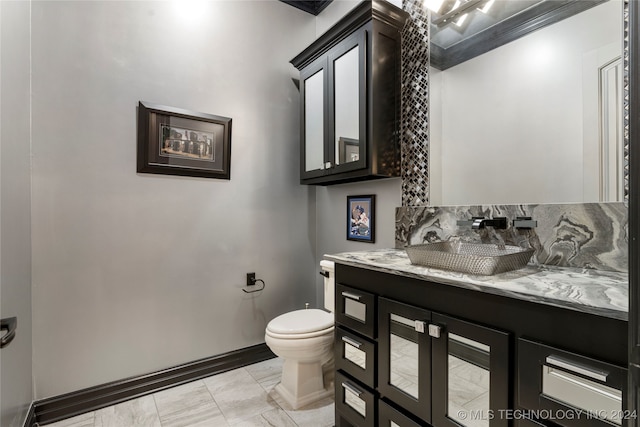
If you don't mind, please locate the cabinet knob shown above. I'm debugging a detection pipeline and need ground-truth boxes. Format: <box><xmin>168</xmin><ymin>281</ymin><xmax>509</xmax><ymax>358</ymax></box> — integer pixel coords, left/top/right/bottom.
<box><xmin>428</xmin><ymin>324</ymin><xmax>442</xmax><ymax>338</ymax></box>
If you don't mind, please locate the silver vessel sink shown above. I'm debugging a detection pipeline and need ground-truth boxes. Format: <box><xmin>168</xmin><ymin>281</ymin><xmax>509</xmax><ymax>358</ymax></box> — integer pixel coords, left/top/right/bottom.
<box><xmin>405</xmin><ymin>241</ymin><xmax>535</xmax><ymax>276</ymax></box>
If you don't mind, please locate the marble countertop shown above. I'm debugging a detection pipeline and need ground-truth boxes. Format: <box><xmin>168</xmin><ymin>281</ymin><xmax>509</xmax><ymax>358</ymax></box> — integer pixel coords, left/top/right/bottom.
<box><xmin>325</xmin><ymin>249</ymin><xmax>629</xmax><ymax>321</ymax></box>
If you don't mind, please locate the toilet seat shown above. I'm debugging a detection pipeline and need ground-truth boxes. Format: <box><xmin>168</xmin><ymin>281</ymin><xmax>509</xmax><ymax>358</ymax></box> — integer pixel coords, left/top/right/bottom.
<box><xmin>266</xmin><ymin>326</ymin><xmax>334</xmax><ymax>340</ymax></box>
<box><xmin>266</xmin><ymin>309</ymin><xmax>334</xmax><ymax>339</ymax></box>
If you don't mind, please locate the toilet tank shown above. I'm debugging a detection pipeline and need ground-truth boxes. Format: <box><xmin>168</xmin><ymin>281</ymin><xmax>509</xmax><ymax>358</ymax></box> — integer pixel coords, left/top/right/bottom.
<box><xmin>320</xmin><ymin>260</ymin><xmax>335</xmax><ymax>312</ymax></box>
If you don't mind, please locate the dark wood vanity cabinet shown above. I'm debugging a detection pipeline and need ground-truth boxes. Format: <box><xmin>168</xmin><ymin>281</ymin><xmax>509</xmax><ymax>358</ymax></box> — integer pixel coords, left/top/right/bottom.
<box><xmin>333</xmin><ymin>263</ymin><xmax>629</xmax><ymax>427</ymax></box>
<box><xmin>290</xmin><ymin>0</ymin><xmax>408</xmax><ymax>185</ymax></box>
<box><xmin>335</xmin><ymin>276</ymin><xmax>512</xmax><ymax>427</ymax></box>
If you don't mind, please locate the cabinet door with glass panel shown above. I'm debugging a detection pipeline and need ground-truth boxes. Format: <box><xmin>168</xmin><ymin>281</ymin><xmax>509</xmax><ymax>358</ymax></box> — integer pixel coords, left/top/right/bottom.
<box><xmin>431</xmin><ymin>313</ymin><xmax>510</xmax><ymax>427</ymax></box>
<box><xmin>300</xmin><ymin>54</ymin><xmax>329</xmax><ymax>180</ymax></box>
<box><xmin>327</xmin><ymin>27</ymin><xmax>366</xmax><ymax>175</ymax></box>
<box><xmin>379</xmin><ymin>298</ymin><xmax>432</xmax><ymax>423</ymax></box>
<box><xmin>299</xmin><ymin>27</ymin><xmax>366</xmax><ymax>182</ymax></box>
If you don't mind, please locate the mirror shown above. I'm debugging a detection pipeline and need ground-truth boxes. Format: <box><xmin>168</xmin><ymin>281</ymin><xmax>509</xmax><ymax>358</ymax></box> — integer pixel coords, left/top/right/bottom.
<box><xmin>429</xmin><ymin>0</ymin><xmax>624</xmax><ymax>205</ymax></box>
<box><xmin>389</xmin><ymin>314</ymin><xmax>420</xmax><ymax>398</ymax></box>
<box><xmin>333</xmin><ymin>45</ymin><xmax>361</xmax><ymax>166</ymax></box>
<box><xmin>304</xmin><ymin>69</ymin><xmax>324</xmax><ymax>172</ymax></box>
<box><xmin>447</xmin><ymin>333</ymin><xmax>491</xmax><ymax>427</ymax></box>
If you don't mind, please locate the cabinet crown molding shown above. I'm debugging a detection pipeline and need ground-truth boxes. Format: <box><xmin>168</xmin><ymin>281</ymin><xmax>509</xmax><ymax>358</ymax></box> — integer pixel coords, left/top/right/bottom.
<box><xmin>291</xmin><ymin>0</ymin><xmax>409</xmax><ymax>70</ymax></box>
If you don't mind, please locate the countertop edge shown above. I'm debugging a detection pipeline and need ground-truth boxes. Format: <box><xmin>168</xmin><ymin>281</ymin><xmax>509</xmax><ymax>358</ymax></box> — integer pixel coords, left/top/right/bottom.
<box><xmin>325</xmin><ymin>251</ymin><xmax>629</xmax><ymax>322</ymax></box>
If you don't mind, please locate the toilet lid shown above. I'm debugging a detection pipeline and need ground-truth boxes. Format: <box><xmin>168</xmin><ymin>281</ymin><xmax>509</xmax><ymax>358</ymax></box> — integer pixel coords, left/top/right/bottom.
<box><xmin>267</xmin><ymin>309</ymin><xmax>334</xmax><ymax>335</ymax></box>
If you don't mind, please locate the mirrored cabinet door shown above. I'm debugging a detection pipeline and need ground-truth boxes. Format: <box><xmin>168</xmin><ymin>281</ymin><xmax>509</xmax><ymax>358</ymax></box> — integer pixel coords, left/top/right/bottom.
<box><xmin>431</xmin><ymin>313</ymin><xmax>510</xmax><ymax>427</ymax></box>
<box><xmin>379</xmin><ymin>298</ymin><xmax>432</xmax><ymax>423</ymax></box>
<box><xmin>300</xmin><ymin>56</ymin><xmax>328</xmax><ymax>179</ymax></box>
<box><xmin>328</xmin><ymin>29</ymin><xmax>366</xmax><ymax>174</ymax></box>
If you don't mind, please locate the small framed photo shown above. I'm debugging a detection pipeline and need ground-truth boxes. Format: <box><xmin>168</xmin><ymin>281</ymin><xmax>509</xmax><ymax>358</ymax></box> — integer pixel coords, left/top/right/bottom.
<box><xmin>137</xmin><ymin>101</ymin><xmax>232</xmax><ymax>180</ymax></box>
<box><xmin>347</xmin><ymin>195</ymin><xmax>375</xmax><ymax>243</ymax></box>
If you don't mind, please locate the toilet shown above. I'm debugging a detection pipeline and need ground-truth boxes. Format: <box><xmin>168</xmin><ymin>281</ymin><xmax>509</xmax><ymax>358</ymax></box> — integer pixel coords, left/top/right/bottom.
<box><xmin>265</xmin><ymin>260</ymin><xmax>335</xmax><ymax>409</ymax></box>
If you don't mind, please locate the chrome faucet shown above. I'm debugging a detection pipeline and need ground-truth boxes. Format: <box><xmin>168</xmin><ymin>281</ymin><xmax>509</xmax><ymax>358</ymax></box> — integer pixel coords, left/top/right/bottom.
<box><xmin>472</xmin><ymin>217</ymin><xmax>508</xmax><ymax>230</ymax></box>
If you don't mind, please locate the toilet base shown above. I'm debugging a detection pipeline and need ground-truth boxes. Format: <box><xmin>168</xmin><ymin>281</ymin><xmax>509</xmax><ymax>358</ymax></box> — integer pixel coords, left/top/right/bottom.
<box><xmin>274</xmin><ymin>381</ymin><xmax>333</xmax><ymax>410</ymax></box>
<box><xmin>274</xmin><ymin>359</ymin><xmax>334</xmax><ymax>410</ymax></box>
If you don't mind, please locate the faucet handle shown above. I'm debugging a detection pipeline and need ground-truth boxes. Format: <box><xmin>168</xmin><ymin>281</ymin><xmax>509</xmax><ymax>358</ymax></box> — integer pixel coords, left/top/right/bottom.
<box><xmin>457</xmin><ymin>216</ymin><xmax>485</xmax><ymax>227</ymax></box>
<box><xmin>514</xmin><ymin>216</ymin><xmax>537</xmax><ymax>229</ymax></box>
<box><xmin>472</xmin><ymin>217</ymin><xmax>508</xmax><ymax>230</ymax></box>
<box><xmin>305</xmin><ymin>303</ymin><xmax>309</xmax><ymax>309</ymax></box>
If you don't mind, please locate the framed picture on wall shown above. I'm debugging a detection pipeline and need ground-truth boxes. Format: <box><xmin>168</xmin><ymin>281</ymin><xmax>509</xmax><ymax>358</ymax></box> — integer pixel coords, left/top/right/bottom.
<box><xmin>347</xmin><ymin>195</ymin><xmax>375</xmax><ymax>243</ymax></box>
<box><xmin>137</xmin><ymin>101</ymin><xmax>232</xmax><ymax>179</ymax></box>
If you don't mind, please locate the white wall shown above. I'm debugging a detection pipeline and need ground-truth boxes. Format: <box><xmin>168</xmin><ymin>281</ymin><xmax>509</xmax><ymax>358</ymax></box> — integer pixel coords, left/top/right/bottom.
<box><xmin>429</xmin><ymin>0</ymin><xmax>622</xmax><ymax>205</ymax></box>
<box><xmin>316</xmin><ymin>0</ymin><xmax>361</xmax><ymax>35</ymax></box>
<box><xmin>31</xmin><ymin>0</ymin><xmax>317</xmax><ymax>399</ymax></box>
<box><xmin>0</xmin><ymin>1</ymin><xmax>34</xmax><ymax>424</ymax></box>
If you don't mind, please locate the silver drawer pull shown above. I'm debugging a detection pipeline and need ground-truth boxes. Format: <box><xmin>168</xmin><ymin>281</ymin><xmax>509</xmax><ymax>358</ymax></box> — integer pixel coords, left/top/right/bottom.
<box><xmin>341</xmin><ymin>381</ymin><xmax>363</xmax><ymax>397</ymax></box>
<box><xmin>545</xmin><ymin>355</ymin><xmax>609</xmax><ymax>382</ymax></box>
<box><xmin>341</xmin><ymin>291</ymin><xmax>362</xmax><ymax>301</ymax></box>
<box><xmin>341</xmin><ymin>335</ymin><xmax>362</xmax><ymax>349</ymax></box>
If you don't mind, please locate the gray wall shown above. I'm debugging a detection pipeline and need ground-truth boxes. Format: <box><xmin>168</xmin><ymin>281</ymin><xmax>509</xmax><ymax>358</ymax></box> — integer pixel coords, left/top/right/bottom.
<box><xmin>1</xmin><ymin>0</ymin><xmax>34</xmax><ymax>425</ymax></box>
<box><xmin>30</xmin><ymin>0</ymin><xmax>317</xmax><ymax>399</ymax></box>
<box><xmin>314</xmin><ymin>178</ymin><xmax>402</xmax><ymax>304</ymax></box>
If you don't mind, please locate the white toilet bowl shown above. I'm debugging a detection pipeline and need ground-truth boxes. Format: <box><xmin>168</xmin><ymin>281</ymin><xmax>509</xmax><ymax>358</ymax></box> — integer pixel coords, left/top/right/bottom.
<box><xmin>265</xmin><ymin>308</ymin><xmax>334</xmax><ymax>409</ymax></box>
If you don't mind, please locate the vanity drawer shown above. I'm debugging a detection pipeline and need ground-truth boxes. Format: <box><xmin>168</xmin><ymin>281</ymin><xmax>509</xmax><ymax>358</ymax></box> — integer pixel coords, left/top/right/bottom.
<box><xmin>518</xmin><ymin>338</ymin><xmax>627</xmax><ymax>427</ymax></box>
<box><xmin>336</xmin><ymin>283</ymin><xmax>376</xmax><ymax>339</ymax></box>
<box><xmin>336</xmin><ymin>326</ymin><xmax>376</xmax><ymax>388</ymax></box>
<box><xmin>379</xmin><ymin>399</ymin><xmax>428</xmax><ymax>426</ymax></box>
<box><xmin>336</xmin><ymin>371</ymin><xmax>377</xmax><ymax>427</ymax></box>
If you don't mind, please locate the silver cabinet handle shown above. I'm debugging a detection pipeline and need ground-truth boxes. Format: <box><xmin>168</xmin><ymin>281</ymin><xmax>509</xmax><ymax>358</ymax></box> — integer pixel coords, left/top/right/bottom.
<box><xmin>341</xmin><ymin>335</ymin><xmax>362</xmax><ymax>349</ymax></box>
<box><xmin>341</xmin><ymin>291</ymin><xmax>361</xmax><ymax>301</ymax></box>
<box><xmin>341</xmin><ymin>381</ymin><xmax>363</xmax><ymax>397</ymax></box>
<box><xmin>545</xmin><ymin>355</ymin><xmax>609</xmax><ymax>382</ymax></box>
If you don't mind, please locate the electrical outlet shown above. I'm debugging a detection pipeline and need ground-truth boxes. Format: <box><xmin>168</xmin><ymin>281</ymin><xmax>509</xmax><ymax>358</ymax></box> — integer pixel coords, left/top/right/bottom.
<box><xmin>246</xmin><ymin>272</ymin><xmax>256</xmax><ymax>286</ymax></box>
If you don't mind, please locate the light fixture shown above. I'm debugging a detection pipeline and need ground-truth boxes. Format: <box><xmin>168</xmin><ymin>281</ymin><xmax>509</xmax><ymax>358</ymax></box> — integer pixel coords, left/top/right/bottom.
<box><xmin>432</xmin><ymin>0</ymin><xmax>492</xmax><ymax>27</ymax></box>
<box><xmin>424</xmin><ymin>0</ymin><xmax>446</xmax><ymax>13</ymax></box>
<box><xmin>452</xmin><ymin>1</ymin><xmax>468</xmax><ymax>26</ymax></box>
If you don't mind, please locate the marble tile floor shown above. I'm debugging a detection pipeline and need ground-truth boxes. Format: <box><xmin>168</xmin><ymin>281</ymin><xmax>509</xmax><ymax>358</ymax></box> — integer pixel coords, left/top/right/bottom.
<box><xmin>43</xmin><ymin>358</ymin><xmax>335</xmax><ymax>427</ymax></box>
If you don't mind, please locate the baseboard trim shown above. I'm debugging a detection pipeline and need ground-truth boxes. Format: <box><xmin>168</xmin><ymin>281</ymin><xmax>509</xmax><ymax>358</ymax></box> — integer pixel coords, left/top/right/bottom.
<box><xmin>22</xmin><ymin>402</ymin><xmax>36</xmax><ymax>427</ymax></box>
<box><xmin>31</xmin><ymin>343</ymin><xmax>275</xmax><ymax>426</ymax></box>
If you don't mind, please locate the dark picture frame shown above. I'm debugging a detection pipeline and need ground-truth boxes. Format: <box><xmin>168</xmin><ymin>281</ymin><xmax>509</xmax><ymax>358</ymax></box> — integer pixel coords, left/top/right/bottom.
<box><xmin>137</xmin><ymin>101</ymin><xmax>232</xmax><ymax>180</ymax></box>
<box><xmin>347</xmin><ymin>195</ymin><xmax>375</xmax><ymax>243</ymax></box>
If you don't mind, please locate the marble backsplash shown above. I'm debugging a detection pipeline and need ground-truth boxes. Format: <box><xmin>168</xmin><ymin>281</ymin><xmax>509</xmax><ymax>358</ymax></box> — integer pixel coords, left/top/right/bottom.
<box><xmin>395</xmin><ymin>203</ymin><xmax>628</xmax><ymax>273</ymax></box>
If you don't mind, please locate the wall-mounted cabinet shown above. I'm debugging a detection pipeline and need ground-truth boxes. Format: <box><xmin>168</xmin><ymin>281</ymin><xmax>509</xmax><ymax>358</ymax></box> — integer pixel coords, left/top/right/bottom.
<box><xmin>291</xmin><ymin>0</ymin><xmax>408</xmax><ymax>185</ymax></box>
